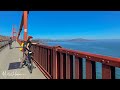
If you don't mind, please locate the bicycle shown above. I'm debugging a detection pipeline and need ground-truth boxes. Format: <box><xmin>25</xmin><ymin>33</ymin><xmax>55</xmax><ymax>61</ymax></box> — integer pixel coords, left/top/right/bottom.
<box><xmin>23</xmin><ymin>50</ymin><xmax>36</xmax><ymax>73</ymax></box>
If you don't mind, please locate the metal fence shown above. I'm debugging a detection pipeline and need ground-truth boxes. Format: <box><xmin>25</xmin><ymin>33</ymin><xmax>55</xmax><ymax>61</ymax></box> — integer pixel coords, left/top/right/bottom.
<box><xmin>0</xmin><ymin>40</ymin><xmax>9</xmax><ymax>50</ymax></box>
<box><xmin>30</xmin><ymin>43</ymin><xmax>120</xmax><ymax>79</ymax></box>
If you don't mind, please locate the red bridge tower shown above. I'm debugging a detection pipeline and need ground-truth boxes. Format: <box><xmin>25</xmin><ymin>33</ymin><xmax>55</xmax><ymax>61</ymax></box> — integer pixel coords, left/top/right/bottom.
<box><xmin>12</xmin><ymin>24</ymin><xmax>17</xmax><ymax>41</ymax></box>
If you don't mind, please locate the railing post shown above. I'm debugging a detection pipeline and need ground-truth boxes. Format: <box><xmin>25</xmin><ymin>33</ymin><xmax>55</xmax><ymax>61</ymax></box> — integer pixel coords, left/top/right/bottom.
<box><xmin>39</xmin><ymin>47</ymin><xmax>42</xmax><ymax>65</ymax></box>
<box><xmin>50</xmin><ymin>49</ymin><xmax>53</xmax><ymax>76</ymax></box>
<box><xmin>60</xmin><ymin>53</ymin><xmax>66</xmax><ymax>79</ymax></box>
<box><xmin>47</xmin><ymin>49</ymin><xmax>50</xmax><ymax>72</ymax></box>
<box><xmin>66</xmin><ymin>54</ymin><xmax>73</xmax><ymax>79</ymax></box>
<box><xmin>41</xmin><ymin>47</ymin><xmax>43</xmax><ymax>67</ymax></box>
<box><xmin>86</xmin><ymin>59</ymin><xmax>96</xmax><ymax>79</ymax></box>
<box><xmin>102</xmin><ymin>64</ymin><xmax>115</xmax><ymax>79</ymax></box>
<box><xmin>52</xmin><ymin>48</ymin><xmax>57</xmax><ymax>79</ymax></box>
<box><xmin>52</xmin><ymin>46</ymin><xmax>62</xmax><ymax>79</ymax></box>
<box><xmin>37</xmin><ymin>46</ymin><xmax>39</xmax><ymax>62</ymax></box>
<box><xmin>45</xmin><ymin>48</ymin><xmax>47</xmax><ymax>70</ymax></box>
<box><xmin>75</xmin><ymin>57</ymin><xmax>83</xmax><ymax>79</ymax></box>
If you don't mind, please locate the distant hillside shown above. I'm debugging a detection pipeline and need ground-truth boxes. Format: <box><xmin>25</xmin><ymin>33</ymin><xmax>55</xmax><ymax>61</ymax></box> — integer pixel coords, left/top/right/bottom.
<box><xmin>32</xmin><ymin>39</ymin><xmax>46</xmax><ymax>44</ymax></box>
<box><xmin>38</xmin><ymin>38</ymin><xmax>92</xmax><ymax>42</ymax></box>
<box><xmin>0</xmin><ymin>35</ymin><xmax>9</xmax><ymax>41</ymax></box>
<box><xmin>39</xmin><ymin>39</ymin><xmax>64</xmax><ymax>42</ymax></box>
<box><xmin>67</xmin><ymin>38</ymin><xmax>93</xmax><ymax>42</ymax></box>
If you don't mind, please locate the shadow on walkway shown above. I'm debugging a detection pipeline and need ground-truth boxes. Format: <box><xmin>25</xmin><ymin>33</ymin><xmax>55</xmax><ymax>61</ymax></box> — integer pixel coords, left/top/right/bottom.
<box><xmin>8</xmin><ymin>62</ymin><xmax>21</xmax><ymax>70</ymax></box>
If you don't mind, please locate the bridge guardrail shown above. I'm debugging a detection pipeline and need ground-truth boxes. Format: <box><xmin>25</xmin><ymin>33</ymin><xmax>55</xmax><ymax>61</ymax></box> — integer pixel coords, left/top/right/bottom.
<box><xmin>0</xmin><ymin>40</ymin><xmax>9</xmax><ymax>50</ymax></box>
<box><xmin>30</xmin><ymin>43</ymin><xmax>120</xmax><ymax>79</ymax></box>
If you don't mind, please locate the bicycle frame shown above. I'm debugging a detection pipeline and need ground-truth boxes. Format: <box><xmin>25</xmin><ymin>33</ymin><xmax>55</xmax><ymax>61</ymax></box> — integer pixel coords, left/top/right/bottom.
<box><xmin>24</xmin><ymin>51</ymin><xmax>34</xmax><ymax>73</ymax></box>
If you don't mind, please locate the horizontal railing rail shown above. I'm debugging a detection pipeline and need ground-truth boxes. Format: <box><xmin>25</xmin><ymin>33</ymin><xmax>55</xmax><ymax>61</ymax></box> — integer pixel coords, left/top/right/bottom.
<box><xmin>30</xmin><ymin>43</ymin><xmax>120</xmax><ymax>79</ymax></box>
<box><xmin>0</xmin><ymin>40</ymin><xmax>9</xmax><ymax>50</ymax></box>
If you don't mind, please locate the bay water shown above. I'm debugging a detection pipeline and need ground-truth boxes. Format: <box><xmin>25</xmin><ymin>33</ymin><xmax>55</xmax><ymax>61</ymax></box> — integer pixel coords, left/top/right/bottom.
<box><xmin>46</xmin><ymin>40</ymin><xmax>120</xmax><ymax>79</ymax></box>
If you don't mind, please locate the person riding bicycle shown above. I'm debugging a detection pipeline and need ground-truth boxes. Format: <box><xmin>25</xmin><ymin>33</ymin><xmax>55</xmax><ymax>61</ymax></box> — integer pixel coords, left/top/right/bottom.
<box><xmin>20</xmin><ymin>36</ymin><xmax>33</xmax><ymax>68</ymax></box>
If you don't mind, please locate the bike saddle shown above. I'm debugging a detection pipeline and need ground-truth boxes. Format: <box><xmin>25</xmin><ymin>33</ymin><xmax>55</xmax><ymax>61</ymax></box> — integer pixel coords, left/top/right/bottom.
<box><xmin>29</xmin><ymin>51</ymin><xmax>33</xmax><ymax>54</ymax></box>
<box><xmin>29</xmin><ymin>51</ymin><xmax>32</xmax><ymax>53</ymax></box>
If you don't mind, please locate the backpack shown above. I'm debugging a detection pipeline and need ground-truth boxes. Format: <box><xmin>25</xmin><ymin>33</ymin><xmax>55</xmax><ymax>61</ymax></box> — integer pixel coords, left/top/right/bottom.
<box><xmin>23</xmin><ymin>40</ymin><xmax>32</xmax><ymax>51</ymax></box>
<box><xmin>19</xmin><ymin>43</ymin><xmax>24</xmax><ymax>51</ymax></box>
<box><xmin>23</xmin><ymin>41</ymin><xmax>28</xmax><ymax>51</ymax></box>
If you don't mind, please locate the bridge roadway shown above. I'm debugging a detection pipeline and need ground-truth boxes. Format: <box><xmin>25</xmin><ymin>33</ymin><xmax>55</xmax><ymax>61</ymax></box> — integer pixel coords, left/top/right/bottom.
<box><xmin>0</xmin><ymin>41</ymin><xmax>46</xmax><ymax>79</ymax></box>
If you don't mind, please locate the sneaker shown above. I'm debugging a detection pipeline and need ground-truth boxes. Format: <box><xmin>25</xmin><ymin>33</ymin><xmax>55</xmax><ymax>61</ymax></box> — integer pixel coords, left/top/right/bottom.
<box><xmin>19</xmin><ymin>63</ymin><xmax>24</xmax><ymax>68</ymax></box>
<box><xmin>33</xmin><ymin>66</ymin><xmax>36</xmax><ymax>69</ymax></box>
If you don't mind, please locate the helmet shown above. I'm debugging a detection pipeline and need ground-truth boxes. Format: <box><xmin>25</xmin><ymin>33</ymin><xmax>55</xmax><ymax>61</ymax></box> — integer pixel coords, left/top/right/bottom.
<box><xmin>28</xmin><ymin>36</ymin><xmax>33</xmax><ymax>39</ymax></box>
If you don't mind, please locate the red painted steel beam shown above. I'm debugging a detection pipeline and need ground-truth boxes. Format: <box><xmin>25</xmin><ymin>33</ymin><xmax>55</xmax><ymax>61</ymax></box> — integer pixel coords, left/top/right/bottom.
<box><xmin>86</xmin><ymin>60</ymin><xmax>92</xmax><ymax>79</ymax></box>
<box><xmin>37</xmin><ymin>46</ymin><xmax>40</xmax><ymax>63</ymax></box>
<box><xmin>56</xmin><ymin>48</ymin><xmax>120</xmax><ymax>68</ymax></box>
<box><xmin>34</xmin><ymin>44</ymin><xmax>120</xmax><ymax>68</ymax></box>
<box><xmin>57</xmin><ymin>52</ymin><xmax>60</xmax><ymax>79</ymax></box>
<box><xmin>41</xmin><ymin>47</ymin><xmax>43</xmax><ymax>67</ymax></box>
<box><xmin>66</xmin><ymin>54</ymin><xmax>73</xmax><ymax>79</ymax></box>
<box><xmin>12</xmin><ymin>25</ymin><xmax>17</xmax><ymax>40</ymax></box>
<box><xmin>34</xmin><ymin>46</ymin><xmax>36</xmax><ymax>61</ymax></box>
<box><xmin>52</xmin><ymin>46</ymin><xmax>63</xmax><ymax>79</ymax></box>
<box><xmin>17</xmin><ymin>14</ymin><xmax>23</xmax><ymax>39</ymax></box>
<box><xmin>30</xmin><ymin>46</ymin><xmax>50</xmax><ymax>78</ymax></box>
<box><xmin>50</xmin><ymin>49</ymin><xmax>53</xmax><ymax>76</ymax></box>
<box><xmin>52</xmin><ymin>49</ymin><xmax>58</xmax><ymax>79</ymax></box>
<box><xmin>39</xmin><ymin>47</ymin><xmax>42</xmax><ymax>65</ymax></box>
<box><xmin>43</xmin><ymin>48</ymin><xmax>45</xmax><ymax>69</ymax></box>
<box><xmin>86</xmin><ymin>60</ymin><xmax>96</xmax><ymax>79</ymax></box>
<box><xmin>44</xmin><ymin>48</ymin><xmax>47</xmax><ymax>70</ymax></box>
<box><xmin>51</xmin><ymin>49</ymin><xmax>54</xmax><ymax>77</ymax></box>
<box><xmin>17</xmin><ymin>11</ymin><xmax>29</xmax><ymax>41</ymax></box>
<box><xmin>47</xmin><ymin>49</ymin><xmax>50</xmax><ymax>73</ymax></box>
<box><xmin>102</xmin><ymin>64</ymin><xmax>115</xmax><ymax>79</ymax></box>
<box><xmin>33</xmin><ymin>58</ymin><xmax>52</xmax><ymax>79</ymax></box>
<box><xmin>102</xmin><ymin>64</ymin><xmax>111</xmax><ymax>79</ymax></box>
<box><xmin>60</xmin><ymin>53</ymin><xmax>65</xmax><ymax>79</ymax></box>
<box><xmin>63</xmin><ymin>53</ymin><xmax>66</xmax><ymax>79</ymax></box>
<box><xmin>46</xmin><ymin>49</ymin><xmax>48</xmax><ymax>72</ymax></box>
<box><xmin>75</xmin><ymin>57</ymin><xmax>83</xmax><ymax>79</ymax></box>
<box><xmin>23</xmin><ymin>11</ymin><xmax>28</xmax><ymax>41</ymax></box>
<box><xmin>43</xmin><ymin>48</ymin><xmax>45</xmax><ymax>67</ymax></box>
<box><xmin>31</xmin><ymin>44</ymin><xmax>118</xmax><ymax>79</ymax></box>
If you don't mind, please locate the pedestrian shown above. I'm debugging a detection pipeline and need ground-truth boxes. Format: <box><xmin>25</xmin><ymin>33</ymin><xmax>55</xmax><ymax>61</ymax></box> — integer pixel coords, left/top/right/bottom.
<box><xmin>8</xmin><ymin>37</ymin><xmax>12</xmax><ymax>49</ymax></box>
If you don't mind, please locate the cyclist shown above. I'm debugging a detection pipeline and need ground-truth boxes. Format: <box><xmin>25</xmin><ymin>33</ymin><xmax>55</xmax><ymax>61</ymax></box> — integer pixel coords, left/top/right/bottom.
<box><xmin>20</xmin><ymin>36</ymin><xmax>33</xmax><ymax>68</ymax></box>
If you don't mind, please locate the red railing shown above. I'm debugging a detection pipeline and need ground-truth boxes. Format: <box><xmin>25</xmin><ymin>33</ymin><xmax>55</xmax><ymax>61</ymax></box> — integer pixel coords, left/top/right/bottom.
<box><xmin>30</xmin><ymin>43</ymin><xmax>120</xmax><ymax>79</ymax></box>
<box><xmin>0</xmin><ymin>40</ymin><xmax>9</xmax><ymax>50</ymax></box>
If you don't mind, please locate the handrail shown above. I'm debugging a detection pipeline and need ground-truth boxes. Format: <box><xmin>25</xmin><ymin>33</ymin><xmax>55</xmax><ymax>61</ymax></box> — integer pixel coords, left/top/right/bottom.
<box><xmin>30</xmin><ymin>43</ymin><xmax>120</xmax><ymax>79</ymax></box>
<box><xmin>0</xmin><ymin>40</ymin><xmax>9</xmax><ymax>50</ymax></box>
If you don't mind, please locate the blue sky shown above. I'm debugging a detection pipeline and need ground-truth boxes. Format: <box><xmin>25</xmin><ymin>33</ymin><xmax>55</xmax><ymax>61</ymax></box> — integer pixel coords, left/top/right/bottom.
<box><xmin>0</xmin><ymin>11</ymin><xmax>120</xmax><ymax>39</ymax></box>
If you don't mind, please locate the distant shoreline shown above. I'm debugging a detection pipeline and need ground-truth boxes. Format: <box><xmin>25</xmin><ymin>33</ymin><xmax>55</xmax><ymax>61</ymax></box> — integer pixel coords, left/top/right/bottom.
<box><xmin>35</xmin><ymin>38</ymin><xmax>120</xmax><ymax>43</ymax></box>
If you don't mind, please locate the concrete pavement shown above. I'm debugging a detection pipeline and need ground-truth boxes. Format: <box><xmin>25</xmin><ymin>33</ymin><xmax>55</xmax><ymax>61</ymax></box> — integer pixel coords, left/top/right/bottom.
<box><xmin>0</xmin><ymin>42</ymin><xmax>46</xmax><ymax>79</ymax></box>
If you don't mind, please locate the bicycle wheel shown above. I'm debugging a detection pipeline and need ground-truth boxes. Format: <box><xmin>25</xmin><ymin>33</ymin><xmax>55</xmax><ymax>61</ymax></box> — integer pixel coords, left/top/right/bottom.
<box><xmin>27</xmin><ymin>63</ymin><xmax>32</xmax><ymax>73</ymax></box>
<box><xmin>27</xmin><ymin>59</ymin><xmax>33</xmax><ymax>74</ymax></box>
